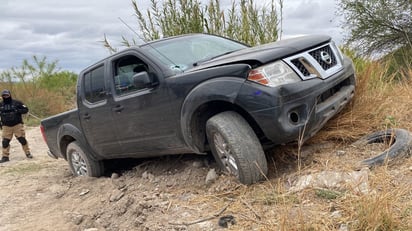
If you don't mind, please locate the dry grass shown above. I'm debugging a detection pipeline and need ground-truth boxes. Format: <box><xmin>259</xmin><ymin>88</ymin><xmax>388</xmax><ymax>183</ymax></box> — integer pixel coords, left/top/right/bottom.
<box><xmin>315</xmin><ymin>62</ymin><xmax>412</xmax><ymax>143</ymax></box>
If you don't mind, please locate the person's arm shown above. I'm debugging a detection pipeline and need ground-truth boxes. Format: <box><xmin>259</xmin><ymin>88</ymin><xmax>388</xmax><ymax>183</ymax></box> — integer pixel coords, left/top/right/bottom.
<box><xmin>15</xmin><ymin>101</ymin><xmax>29</xmax><ymax>114</ymax></box>
<box><xmin>0</xmin><ymin>103</ymin><xmax>3</xmax><ymax>129</ymax></box>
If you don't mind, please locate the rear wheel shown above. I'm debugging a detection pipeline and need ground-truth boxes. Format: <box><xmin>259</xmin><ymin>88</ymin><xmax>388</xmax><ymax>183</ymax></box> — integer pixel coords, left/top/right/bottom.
<box><xmin>67</xmin><ymin>141</ymin><xmax>104</xmax><ymax>177</ymax></box>
<box><xmin>206</xmin><ymin>111</ymin><xmax>268</xmax><ymax>184</ymax></box>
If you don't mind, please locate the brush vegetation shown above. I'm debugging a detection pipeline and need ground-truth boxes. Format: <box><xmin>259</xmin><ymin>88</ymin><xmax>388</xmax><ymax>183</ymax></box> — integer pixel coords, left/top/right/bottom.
<box><xmin>103</xmin><ymin>0</ymin><xmax>280</xmax><ymax>51</ymax></box>
<box><xmin>0</xmin><ymin>56</ymin><xmax>77</xmax><ymax>125</ymax></box>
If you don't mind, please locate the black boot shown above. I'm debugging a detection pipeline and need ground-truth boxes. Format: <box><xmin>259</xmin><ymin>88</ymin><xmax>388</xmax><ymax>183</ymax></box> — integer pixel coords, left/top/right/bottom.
<box><xmin>0</xmin><ymin>156</ymin><xmax>9</xmax><ymax>163</ymax></box>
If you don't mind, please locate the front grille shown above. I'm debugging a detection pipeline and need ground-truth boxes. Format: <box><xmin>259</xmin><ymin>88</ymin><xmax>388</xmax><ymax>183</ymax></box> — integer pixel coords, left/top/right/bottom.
<box><xmin>283</xmin><ymin>42</ymin><xmax>343</xmax><ymax>80</ymax></box>
<box><xmin>309</xmin><ymin>45</ymin><xmax>337</xmax><ymax>70</ymax></box>
<box><xmin>291</xmin><ymin>59</ymin><xmax>310</xmax><ymax>76</ymax></box>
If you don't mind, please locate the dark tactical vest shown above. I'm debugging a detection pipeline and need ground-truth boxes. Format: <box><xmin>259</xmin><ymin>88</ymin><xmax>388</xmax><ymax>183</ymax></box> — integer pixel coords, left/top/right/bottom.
<box><xmin>0</xmin><ymin>102</ymin><xmax>23</xmax><ymax>126</ymax></box>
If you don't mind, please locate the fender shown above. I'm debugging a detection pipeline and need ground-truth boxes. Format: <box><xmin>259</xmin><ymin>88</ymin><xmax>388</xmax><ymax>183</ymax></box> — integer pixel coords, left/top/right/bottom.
<box><xmin>57</xmin><ymin>123</ymin><xmax>99</xmax><ymax>160</ymax></box>
<box><xmin>180</xmin><ymin>76</ymin><xmax>246</xmax><ymax>152</ymax></box>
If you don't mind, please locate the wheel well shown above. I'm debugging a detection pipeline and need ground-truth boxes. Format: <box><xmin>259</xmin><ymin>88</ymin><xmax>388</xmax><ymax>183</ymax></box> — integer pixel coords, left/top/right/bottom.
<box><xmin>59</xmin><ymin>135</ymin><xmax>75</xmax><ymax>160</ymax></box>
<box><xmin>189</xmin><ymin>101</ymin><xmax>266</xmax><ymax>152</ymax></box>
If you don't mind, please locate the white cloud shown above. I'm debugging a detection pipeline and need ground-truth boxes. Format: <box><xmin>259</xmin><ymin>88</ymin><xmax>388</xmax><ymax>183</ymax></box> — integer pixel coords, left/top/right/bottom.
<box><xmin>281</xmin><ymin>0</ymin><xmax>344</xmax><ymax>43</ymax></box>
<box><xmin>0</xmin><ymin>0</ymin><xmax>344</xmax><ymax>73</ymax></box>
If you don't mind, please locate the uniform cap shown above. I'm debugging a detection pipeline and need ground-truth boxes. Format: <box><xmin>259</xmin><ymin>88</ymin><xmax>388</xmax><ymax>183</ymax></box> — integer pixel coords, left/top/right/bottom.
<box><xmin>1</xmin><ymin>89</ymin><xmax>11</xmax><ymax>96</ymax></box>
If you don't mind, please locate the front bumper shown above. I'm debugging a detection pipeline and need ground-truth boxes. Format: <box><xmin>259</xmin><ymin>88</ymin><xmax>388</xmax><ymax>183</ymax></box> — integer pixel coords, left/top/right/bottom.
<box><xmin>47</xmin><ymin>150</ymin><xmax>59</xmax><ymax>159</ymax></box>
<box><xmin>236</xmin><ymin>57</ymin><xmax>355</xmax><ymax>145</ymax></box>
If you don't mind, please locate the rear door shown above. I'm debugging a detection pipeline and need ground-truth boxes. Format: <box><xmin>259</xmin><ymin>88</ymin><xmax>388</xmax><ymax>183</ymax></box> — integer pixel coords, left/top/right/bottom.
<box><xmin>78</xmin><ymin>63</ymin><xmax>122</xmax><ymax>156</ymax></box>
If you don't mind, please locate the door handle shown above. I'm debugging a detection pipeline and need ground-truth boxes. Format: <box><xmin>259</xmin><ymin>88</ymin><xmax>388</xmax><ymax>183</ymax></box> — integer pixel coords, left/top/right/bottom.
<box><xmin>83</xmin><ymin>113</ymin><xmax>91</xmax><ymax>120</ymax></box>
<box><xmin>112</xmin><ymin>105</ymin><xmax>124</xmax><ymax>112</ymax></box>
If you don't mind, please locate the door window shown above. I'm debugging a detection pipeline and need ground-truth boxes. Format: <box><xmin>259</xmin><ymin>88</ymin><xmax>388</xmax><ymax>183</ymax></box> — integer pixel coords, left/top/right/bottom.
<box><xmin>83</xmin><ymin>65</ymin><xmax>106</xmax><ymax>103</ymax></box>
<box><xmin>113</xmin><ymin>55</ymin><xmax>149</xmax><ymax>95</ymax></box>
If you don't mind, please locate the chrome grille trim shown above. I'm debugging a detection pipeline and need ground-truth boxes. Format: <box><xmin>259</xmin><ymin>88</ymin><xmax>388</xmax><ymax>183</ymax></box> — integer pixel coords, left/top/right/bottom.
<box><xmin>283</xmin><ymin>42</ymin><xmax>343</xmax><ymax>80</ymax></box>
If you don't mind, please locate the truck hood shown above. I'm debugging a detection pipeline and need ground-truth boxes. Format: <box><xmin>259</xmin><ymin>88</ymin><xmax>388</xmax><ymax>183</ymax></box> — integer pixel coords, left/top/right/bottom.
<box><xmin>191</xmin><ymin>35</ymin><xmax>331</xmax><ymax>71</ymax></box>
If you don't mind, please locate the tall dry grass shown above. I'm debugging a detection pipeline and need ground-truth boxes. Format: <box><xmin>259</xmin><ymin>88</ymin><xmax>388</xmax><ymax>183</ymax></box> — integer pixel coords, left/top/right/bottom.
<box><xmin>315</xmin><ymin>61</ymin><xmax>412</xmax><ymax>143</ymax></box>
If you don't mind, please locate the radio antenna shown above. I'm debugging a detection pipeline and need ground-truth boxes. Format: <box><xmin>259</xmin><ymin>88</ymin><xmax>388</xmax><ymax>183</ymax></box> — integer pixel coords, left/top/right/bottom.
<box><xmin>118</xmin><ymin>17</ymin><xmax>183</xmax><ymax>72</ymax></box>
<box><xmin>118</xmin><ymin>17</ymin><xmax>146</xmax><ymax>43</ymax></box>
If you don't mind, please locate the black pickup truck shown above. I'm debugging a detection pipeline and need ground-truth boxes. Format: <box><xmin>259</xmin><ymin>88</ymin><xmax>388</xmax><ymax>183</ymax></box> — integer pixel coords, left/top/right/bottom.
<box><xmin>41</xmin><ymin>33</ymin><xmax>355</xmax><ymax>184</ymax></box>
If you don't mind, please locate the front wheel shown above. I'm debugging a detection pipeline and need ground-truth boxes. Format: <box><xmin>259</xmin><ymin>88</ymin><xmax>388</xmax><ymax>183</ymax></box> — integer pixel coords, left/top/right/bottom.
<box><xmin>67</xmin><ymin>141</ymin><xmax>104</xmax><ymax>177</ymax></box>
<box><xmin>206</xmin><ymin>111</ymin><xmax>268</xmax><ymax>184</ymax></box>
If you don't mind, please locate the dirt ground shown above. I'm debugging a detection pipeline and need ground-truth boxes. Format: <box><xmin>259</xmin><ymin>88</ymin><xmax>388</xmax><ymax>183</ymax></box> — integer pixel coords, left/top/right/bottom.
<box><xmin>0</xmin><ymin>126</ymin><xmax>411</xmax><ymax>231</ymax></box>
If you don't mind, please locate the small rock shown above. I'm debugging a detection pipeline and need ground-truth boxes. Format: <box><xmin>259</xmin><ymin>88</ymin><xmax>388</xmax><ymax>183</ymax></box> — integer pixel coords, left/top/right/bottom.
<box><xmin>289</xmin><ymin>168</ymin><xmax>370</xmax><ymax>194</ymax></box>
<box><xmin>142</xmin><ymin>171</ymin><xmax>149</xmax><ymax>178</ymax></box>
<box><xmin>134</xmin><ymin>216</ymin><xmax>147</xmax><ymax>227</ymax></box>
<box><xmin>203</xmin><ymin>158</ymin><xmax>210</xmax><ymax>167</ymax></box>
<box><xmin>166</xmin><ymin>180</ymin><xmax>174</xmax><ymax>187</ymax></box>
<box><xmin>111</xmin><ymin>178</ymin><xmax>127</xmax><ymax>190</ymax></box>
<box><xmin>192</xmin><ymin>160</ymin><xmax>203</xmax><ymax>168</ymax></box>
<box><xmin>336</xmin><ymin>150</ymin><xmax>346</xmax><ymax>156</ymax></box>
<box><xmin>95</xmin><ymin>217</ymin><xmax>111</xmax><ymax>228</ymax></box>
<box><xmin>71</xmin><ymin>213</ymin><xmax>84</xmax><ymax>225</ymax></box>
<box><xmin>84</xmin><ymin>228</ymin><xmax>99</xmax><ymax>231</ymax></box>
<box><xmin>110</xmin><ymin>190</ymin><xmax>125</xmax><ymax>202</ymax></box>
<box><xmin>205</xmin><ymin>168</ymin><xmax>218</xmax><ymax>185</ymax></box>
<box><xmin>330</xmin><ymin>210</ymin><xmax>342</xmax><ymax>218</ymax></box>
<box><xmin>79</xmin><ymin>189</ymin><xmax>89</xmax><ymax>196</ymax></box>
<box><xmin>111</xmin><ymin>172</ymin><xmax>120</xmax><ymax>179</ymax></box>
<box><xmin>73</xmin><ymin>216</ymin><xmax>84</xmax><ymax>225</ymax></box>
<box><xmin>142</xmin><ymin>171</ymin><xmax>155</xmax><ymax>181</ymax></box>
<box><xmin>339</xmin><ymin>223</ymin><xmax>349</xmax><ymax>231</ymax></box>
<box><xmin>218</xmin><ymin>215</ymin><xmax>236</xmax><ymax>228</ymax></box>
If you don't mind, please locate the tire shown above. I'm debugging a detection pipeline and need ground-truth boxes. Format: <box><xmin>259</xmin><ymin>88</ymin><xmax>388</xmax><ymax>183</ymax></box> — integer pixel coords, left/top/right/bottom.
<box><xmin>353</xmin><ymin>129</ymin><xmax>412</xmax><ymax>167</ymax></box>
<box><xmin>206</xmin><ymin>111</ymin><xmax>268</xmax><ymax>185</ymax></box>
<box><xmin>67</xmin><ymin>141</ymin><xmax>104</xmax><ymax>177</ymax></box>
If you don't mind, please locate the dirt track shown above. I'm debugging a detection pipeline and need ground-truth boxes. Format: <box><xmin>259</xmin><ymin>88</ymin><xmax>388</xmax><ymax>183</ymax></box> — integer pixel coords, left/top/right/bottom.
<box><xmin>0</xmin><ymin>126</ymin><xmax>239</xmax><ymax>231</ymax></box>
<box><xmin>0</xmin><ymin>126</ymin><xmax>411</xmax><ymax>231</ymax></box>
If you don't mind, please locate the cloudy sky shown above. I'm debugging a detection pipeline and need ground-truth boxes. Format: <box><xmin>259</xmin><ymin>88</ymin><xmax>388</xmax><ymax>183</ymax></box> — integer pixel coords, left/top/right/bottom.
<box><xmin>1</xmin><ymin>0</ymin><xmax>344</xmax><ymax>73</ymax></box>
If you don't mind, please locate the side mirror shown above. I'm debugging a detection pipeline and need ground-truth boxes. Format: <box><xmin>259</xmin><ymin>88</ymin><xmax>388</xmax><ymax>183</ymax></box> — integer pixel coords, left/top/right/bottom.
<box><xmin>132</xmin><ymin>72</ymin><xmax>151</xmax><ymax>89</ymax></box>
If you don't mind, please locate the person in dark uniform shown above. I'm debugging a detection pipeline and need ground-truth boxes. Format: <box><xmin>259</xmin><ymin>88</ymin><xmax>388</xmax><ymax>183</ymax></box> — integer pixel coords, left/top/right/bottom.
<box><xmin>0</xmin><ymin>89</ymin><xmax>32</xmax><ymax>163</ymax></box>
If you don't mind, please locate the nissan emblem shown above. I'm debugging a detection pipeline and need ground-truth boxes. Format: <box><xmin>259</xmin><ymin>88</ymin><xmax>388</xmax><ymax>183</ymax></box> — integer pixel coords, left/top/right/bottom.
<box><xmin>320</xmin><ymin>51</ymin><xmax>332</xmax><ymax>64</ymax></box>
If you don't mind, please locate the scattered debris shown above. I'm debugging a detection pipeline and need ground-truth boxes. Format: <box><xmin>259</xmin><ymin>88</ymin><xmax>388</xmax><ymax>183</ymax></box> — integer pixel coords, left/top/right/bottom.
<box><xmin>169</xmin><ymin>202</ymin><xmax>232</xmax><ymax>227</ymax></box>
<box><xmin>218</xmin><ymin>215</ymin><xmax>236</xmax><ymax>228</ymax></box>
<box><xmin>79</xmin><ymin>189</ymin><xmax>89</xmax><ymax>196</ymax></box>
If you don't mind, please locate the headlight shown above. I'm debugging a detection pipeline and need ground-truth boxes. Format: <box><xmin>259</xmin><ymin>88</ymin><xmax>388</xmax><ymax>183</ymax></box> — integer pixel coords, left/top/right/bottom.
<box><xmin>247</xmin><ymin>61</ymin><xmax>301</xmax><ymax>87</ymax></box>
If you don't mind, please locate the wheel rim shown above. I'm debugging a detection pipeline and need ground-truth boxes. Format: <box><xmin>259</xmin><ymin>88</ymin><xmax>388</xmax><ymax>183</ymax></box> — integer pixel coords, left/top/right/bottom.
<box><xmin>71</xmin><ymin>151</ymin><xmax>88</xmax><ymax>176</ymax></box>
<box><xmin>213</xmin><ymin>132</ymin><xmax>239</xmax><ymax>177</ymax></box>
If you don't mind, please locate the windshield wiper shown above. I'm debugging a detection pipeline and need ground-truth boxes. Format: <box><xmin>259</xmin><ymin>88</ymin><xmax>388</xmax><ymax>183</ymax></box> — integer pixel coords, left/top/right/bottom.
<box><xmin>193</xmin><ymin>51</ymin><xmax>236</xmax><ymax>67</ymax></box>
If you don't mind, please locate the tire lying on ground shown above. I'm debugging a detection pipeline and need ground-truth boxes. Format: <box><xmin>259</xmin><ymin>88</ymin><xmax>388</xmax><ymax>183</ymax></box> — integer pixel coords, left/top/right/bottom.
<box><xmin>352</xmin><ymin>128</ymin><xmax>412</xmax><ymax>167</ymax></box>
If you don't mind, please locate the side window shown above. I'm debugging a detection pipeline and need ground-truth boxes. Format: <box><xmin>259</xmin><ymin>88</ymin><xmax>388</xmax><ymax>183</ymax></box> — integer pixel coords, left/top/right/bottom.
<box><xmin>113</xmin><ymin>55</ymin><xmax>149</xmax><ymax>95</ymax></box>
<box><xmin>83</xmin><ymin>65</ymin><xmax>106</xmax><ymax>103</ymax></box>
